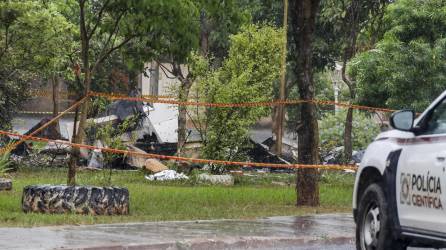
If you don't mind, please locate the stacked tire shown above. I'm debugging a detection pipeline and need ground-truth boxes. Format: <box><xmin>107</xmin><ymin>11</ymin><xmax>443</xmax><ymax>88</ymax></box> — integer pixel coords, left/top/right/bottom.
<box><xmin>22</xmin><ymin>185</ymin><xmax>129</xmax><ymax>215</ymax></box>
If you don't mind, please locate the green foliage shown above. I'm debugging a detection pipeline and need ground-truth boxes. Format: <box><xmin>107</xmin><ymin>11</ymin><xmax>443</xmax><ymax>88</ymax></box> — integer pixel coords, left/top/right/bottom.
<box><xmin>90</xmin><ymin>116</ymin><xmax>138</xmax><ymax>185</ymax></box>
<box><xmin>320</xmin><ymin>0</ymin><xmax>390</xmax><ymax>51</ymax></box>
<box><xmin>88</xmin><ymin>0</ymin><xmax>199</xmax><ymax>62</ymax></box>
<box><xmin>0</xmin><ymin>0</ymin><xmax>76</xmax><ymax>129</ymax></box>
<box><xmin>0</xmin><ymin>0</ymin><xmax>72</xmax><ymax>129</ymax></box>
<box><xmin>96</xmin><ymin>124</ymin><xmax>126</xmax><ymax>164</ymax></box>
<box><xmin>53</xmin><ymin>0</ymin><xmax>200</xmax><ymax>95</ymax></box>
<box><xmin>0</xmin><ymin>153</ymin><xmax>12</xmax><ymax>178</ymax></box>
<box><xmin>350</xmin><ymin>0</ymin><xmax>446</xmax><ymax>111</ymax></box>
<box><xmin>195</xmin><ymin>24</ymin><xmax>283</xmax><ymax>171</ymax></box>
<box><xmin>319</xmin><ymin>110</ymin><xmax>380</xmax><ymax>156</ymax></box>
<box><xmin>197</xmin><ymin>0</ymin><xmax>250</xmax><ymax>60</ymax></box>
<box><xmin>239</xmin><ymin>0</ymin><xmax>283</xmax><ymax>26</ymax></box>
<box><xmin>89</xmin><ymin>97</ymin><xmax>111</xmax><ymax>118</ymax></box>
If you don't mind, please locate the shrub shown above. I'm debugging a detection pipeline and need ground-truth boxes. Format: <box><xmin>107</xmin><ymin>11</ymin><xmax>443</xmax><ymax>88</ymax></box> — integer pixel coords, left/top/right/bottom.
<box><xmin>319</xmin><ymin>110</ymin><xmax>380</xmax><ymax>159</ymax></box>
<box><xmin>0</xmin><ymin>153</ymin><xmax>12</xmax><ymax>178</ymax></box>
<box><xmin>197</xmin><ymin>24</ymin><xmax>283</xmax><ymax>172</ymax></box>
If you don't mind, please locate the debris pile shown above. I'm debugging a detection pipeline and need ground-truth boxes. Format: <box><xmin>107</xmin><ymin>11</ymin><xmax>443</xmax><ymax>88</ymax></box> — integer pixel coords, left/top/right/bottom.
<box><xmin>11</xmin><ymin>150</ymin><xmax>68</xmax><ymax>168</ymax></box>
<box><xmin>321</xmin><ymin>146</ymin><xmax>364</xmax><ymax>165</ymax></box>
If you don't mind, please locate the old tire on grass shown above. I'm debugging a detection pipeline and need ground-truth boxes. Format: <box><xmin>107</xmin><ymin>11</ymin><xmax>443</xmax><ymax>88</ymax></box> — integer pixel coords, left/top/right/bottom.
<box><xmin>0</xmin><ymin>178</ymin><xmax>12</xmax><ymax>191</ymax></box>
<box><xmin>22</xmin><ymin>185</ymin><xmax>129</xmax><ymax>215</ymax></box>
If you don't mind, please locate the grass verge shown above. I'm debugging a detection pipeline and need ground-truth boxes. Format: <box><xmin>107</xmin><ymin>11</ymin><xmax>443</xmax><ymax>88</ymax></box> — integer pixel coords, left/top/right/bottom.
<box><xmin>0</xmin><ymin>168</ymin><xmax>354</xmax><ymax>227</ymax></box>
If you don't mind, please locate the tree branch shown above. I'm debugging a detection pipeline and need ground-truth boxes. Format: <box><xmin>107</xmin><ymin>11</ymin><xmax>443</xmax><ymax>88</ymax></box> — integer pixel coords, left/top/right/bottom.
<box><xmin>79</xmin><ymin>0</ymin><xmax>90</xmax><ymax>77</ymax></box>
<box><xmin>91</xmin><ymin>10</ymin><xmax>127</xmax><ymax>74</ymax></box>
<box><xmin>157</xmin><ymin>61</ymin><xmax>178</xmax><ymax>79</ymax></box>
<box><xmin>87</xmin><ymin>0</ymin><xmax>111</xmax><ymax>40</ymax></box>
<box><xmin>341</xmin><ymin>0</ymin><xmax>360</xmax><ymax>96</ymax></box>
<box><xmin>172</xmin><ymin>62</ymin><xmax>185</xmax><ymax>81</ymax></box>
<box><xmin>93</xmin><ymin>34</ymin><xmax>136</xmax><ymax>74</ymax></box>
<box><xmin>98</xmin><ymin>8</ymin><xmax>125</xmax><ymax>54</ymax></box>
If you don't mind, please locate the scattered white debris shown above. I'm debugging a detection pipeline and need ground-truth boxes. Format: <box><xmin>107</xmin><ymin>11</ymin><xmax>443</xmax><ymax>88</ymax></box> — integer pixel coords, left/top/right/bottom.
<box><xmin>43</xmin><ymin>141</ymin><xmax>71</xmax><ymax>151</ymax></box>
<box><xmin>255</xmin><ymin>168</ymin><xmax>269</xmax><ymax>173</ymax></box>
<box><xmin>198</xmin><ymin>173</ymin><xmax>234</xmax><ymax>186</ymax></box>
<box><xmin>145</xmin><ymin>170</ymin><xmax>189</xmax><ymax>181</ymax></box>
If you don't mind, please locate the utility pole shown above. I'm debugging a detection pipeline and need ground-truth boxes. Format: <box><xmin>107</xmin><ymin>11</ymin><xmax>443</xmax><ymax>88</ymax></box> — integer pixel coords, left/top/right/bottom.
<box><xmin>275</xmin><ymin>0</ymin><xmax>289</xmax><ymax>155</ymax></box>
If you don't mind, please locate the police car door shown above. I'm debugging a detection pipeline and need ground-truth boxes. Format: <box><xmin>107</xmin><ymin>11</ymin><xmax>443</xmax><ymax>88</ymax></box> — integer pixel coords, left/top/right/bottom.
<box><xmin>397</xmin><ymin>98</ymin><xmax>446</xmax><ymax>235</ymax></box>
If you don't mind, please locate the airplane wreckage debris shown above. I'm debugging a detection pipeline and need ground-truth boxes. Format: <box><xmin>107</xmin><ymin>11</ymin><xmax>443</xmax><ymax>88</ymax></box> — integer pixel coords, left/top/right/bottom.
<box><xmin>7</xmin><ymin>96</ymin><xmax>361</xmax><ymax>176</ymax></box>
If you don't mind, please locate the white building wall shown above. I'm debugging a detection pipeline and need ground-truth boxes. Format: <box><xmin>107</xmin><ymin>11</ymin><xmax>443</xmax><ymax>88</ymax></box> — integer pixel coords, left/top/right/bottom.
<box><xmin>138</xmin><ymin>62</ymin><xmax>187</xmax><ymax>97</ymax></box>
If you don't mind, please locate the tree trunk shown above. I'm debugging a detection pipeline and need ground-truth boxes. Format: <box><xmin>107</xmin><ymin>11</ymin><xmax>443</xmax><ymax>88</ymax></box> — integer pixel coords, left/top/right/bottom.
<box><xmin>51</xmin><ymin>75</ymin><xmax>60</xmax><ymax>133</ymax></box>
<box><xmin>76</xmin><ymin>74</ymin><xmax>91</xmax><ymax>142</ymax></box>
<box><xmin>68</xmin><ymin>73</ymin><xmax>91</xmax><ymax>186</ymax></box>
<box><xmin>68</xmin><ymin>106</ymin><xmax>80</xmax><ymax>186</ymax></box>
<box><xmin>273</xmin><ymin>0</ymin><xmax>289</xmax><ymax>156</ymax></box>
<box><xmin>341</xmin><ymin>0</ymin><xmax>360</xmax><ymax>162</ymax></box>
<box><xmin>291</xmin><ymin>0</ymin><xmax>321</xmax><ymax>207</ymax></box>
<box><xmin>271</xmin><ymin>106</ymin><xmax>278</xmax><ymax>150</ymax></box>
<box><xmin>344</xmin><ymin>107</ymin><xmax>353</xmax><ymax>162</ymax></box>
<box><xmin>177</xmin><ymin>79</ymin><xmax>192</xmax><ymax>156</ymax></box>
<box><xmin>149</xmin><ymin>61</ymin><xmax>159</xmax><ymax>96</ymax></box>
<box><xmin>199</xmin><ymin>10</ymin><xmax>210</xmax><ymax>57</ymax></box>
<box><xmin>176</xmin><ymin>11</ymin><xmax>208</xmax><ymax>156</ymax></box>
<box><xmin>68</xmin><ymin>0</ymin><xmax>90</xmax><ymax>186</ymax></box>
<box><xmin>342</xmin><ymin>62</ymin><xmax>356</xmax><ymax>162</ymax></box>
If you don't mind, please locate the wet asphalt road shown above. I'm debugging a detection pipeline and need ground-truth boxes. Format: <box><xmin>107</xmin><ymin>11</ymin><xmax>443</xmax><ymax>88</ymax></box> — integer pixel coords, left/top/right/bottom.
<box><xmin>0</xmin><ymin>214</ymin><xmax>442</xmax><ymax>250</ymax></box>
<box><xmin>265</xmin><ymin>244</ymin><xmax>355</xmax><ymax>249</ymax></box>
<box><xmin>0</xmin><ymin>214</ymin><xmax>354</xmax><ymax>250</ymax></box>
<box><xmin>233</xmin><ymin>242</ymin><xmax>440</xmax><ymax>249</ymax></box>
<box><xmin>243</xmin><ymin>243</ymin><xmax>438</xmax><ymax>250</ymax></box>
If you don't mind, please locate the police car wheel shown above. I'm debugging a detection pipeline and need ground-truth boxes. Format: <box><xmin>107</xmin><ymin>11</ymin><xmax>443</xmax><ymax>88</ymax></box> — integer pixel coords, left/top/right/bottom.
<box><xmin>356</xmin><ymin>183</ymin><xmax>406</xmax><ymax>250</ymax></box>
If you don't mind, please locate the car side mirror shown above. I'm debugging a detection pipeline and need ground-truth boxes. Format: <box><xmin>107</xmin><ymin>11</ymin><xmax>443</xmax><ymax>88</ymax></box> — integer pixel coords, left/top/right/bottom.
<box><xmin>390</xmin><ymin>110</ymin><xmax>415</xmax><ymax>132</ymax></box>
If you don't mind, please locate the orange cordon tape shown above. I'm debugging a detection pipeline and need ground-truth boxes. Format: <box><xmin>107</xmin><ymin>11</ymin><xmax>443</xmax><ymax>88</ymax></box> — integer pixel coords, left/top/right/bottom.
<box><xmin>0</xmin><ymin>97</ymin><xmax>88</xmax><ymax>154</ymax></box>
<box><xmin>88</xmin><ymin>91</ymin><xmax>398</xmax><ymax>113</ymax></box>
<box><xmin>29</xmin><ymin>90</ymin><xmax>175</xmax><ymax>100</ymax></box>
<box><xmin>29</xmin><ymin>90</ymin><xmax>72</xmax><ymax>98</ymax></box>
<box><xmin>18</xmin><ymin>111</ymin><xmax>77</xmax><ymax>115</ymax></box>
<box><xmin>314</xmin><ymin>100</ymin><xmax>397</xmax><ymax>114</ymax></box>
<box><xmin>0</xmin><ymin>130</ymin><xmax>358</xmax><ymax>171</ymax></box>
<box><xmin>89</xmin><ymin>91</ymin><xmax>310</xmax><ymax>107</ymax></box>
<box><xmin>28</xmin><ymin>90</ymin><xmax>398</xmax><ymax>113</ymax></box>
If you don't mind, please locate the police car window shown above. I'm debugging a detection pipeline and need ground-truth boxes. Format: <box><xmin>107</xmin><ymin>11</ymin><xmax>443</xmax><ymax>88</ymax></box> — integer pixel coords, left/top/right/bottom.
<box><xmin>422</xmin><ymin>99</ymin><xmax>446</xmax><ymax>135</ymax></box>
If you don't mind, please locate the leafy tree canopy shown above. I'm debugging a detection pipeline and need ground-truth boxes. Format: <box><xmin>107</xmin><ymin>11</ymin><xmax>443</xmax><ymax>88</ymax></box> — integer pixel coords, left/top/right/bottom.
<box><xmin>197</xmin><ymin>24</ymin><xmax>283</xmax><ymax>167</ymax></box>
<box><xmin>350</xmin><ymin>0</ymin><xmax>446</xmax><ymax>111</ymax></box>
<box><xmin>197</xmin><ymin>0</ymin><xmax>250</xmax><ymax>59</ymax></box>
<box><xmin>0</xmin><ymin>0</ymin><xmax>75</xmax><ymax>129</ymax></box>
<box><xmin>54</xmin><ymin>0</ymin><xmax>200</xmax><ymax>94</ymax></box>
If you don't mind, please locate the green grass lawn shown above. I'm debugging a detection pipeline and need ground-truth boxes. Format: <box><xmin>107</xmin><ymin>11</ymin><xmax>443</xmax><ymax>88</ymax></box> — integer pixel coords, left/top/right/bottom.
<box><xmin>0</xmin><ymin>168</ymin><xmax>354</xmax><ymax>227</ymax></box>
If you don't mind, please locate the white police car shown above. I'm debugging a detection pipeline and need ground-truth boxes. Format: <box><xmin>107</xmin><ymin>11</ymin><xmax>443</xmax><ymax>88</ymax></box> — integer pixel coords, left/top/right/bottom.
<box><xmin>353</xmin><ymin>91</ymin><xmax>446</xmax><ymax>249</ymax></box>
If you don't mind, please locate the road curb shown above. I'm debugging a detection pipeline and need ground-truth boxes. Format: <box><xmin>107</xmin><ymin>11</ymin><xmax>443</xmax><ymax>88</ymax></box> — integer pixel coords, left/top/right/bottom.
<box><xmin>68</xmin><ymin>235</ymin><xmax>355</xmax><ymax>250</ymax></box>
